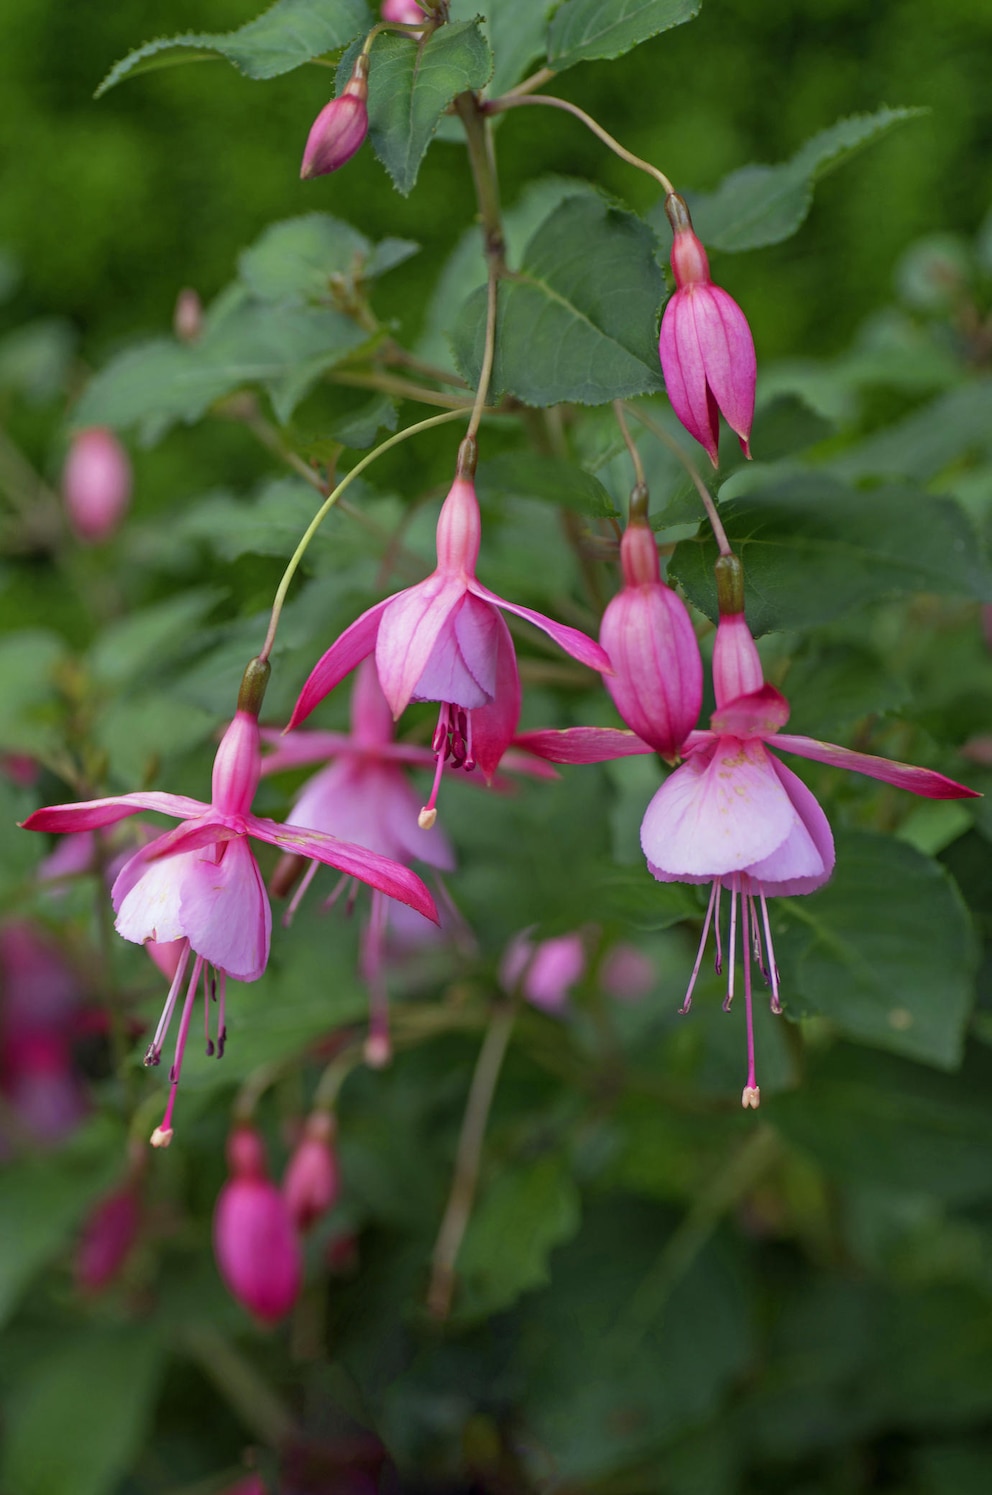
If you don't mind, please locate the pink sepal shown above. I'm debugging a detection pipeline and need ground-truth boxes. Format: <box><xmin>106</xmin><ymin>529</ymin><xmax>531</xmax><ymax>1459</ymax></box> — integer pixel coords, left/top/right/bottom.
<box><xmin>467</xmin><ymin>580</ymin><xmax>611</xmax><ymax>675</ymax></box>
<box><xmin>376</xmin><ymin>575</ymin><xmax>468</xmax><ymax>716</ymax></box>
<box><xmin>710</xmin><ymin>683</ymin><xmax>790</xmax><ymax>739</ymax></box>
<box><xmin>21</xmin><ymin>790</ymin><xmax>207</xmax><ymax>834</ymax></box>
<box><xmin>513</xmin><ymin>726</ymin><xmax>654</xmax><ymax>764</ymax></box>
<box><xmin>287</xmin><ymin>595</ymin><xmax>393</xmax><ymax>730</ymax></box>
<box><xmin>773</xmin><ymin>735</ymin><xmax>981</xmax><ymax>799</ymax></box>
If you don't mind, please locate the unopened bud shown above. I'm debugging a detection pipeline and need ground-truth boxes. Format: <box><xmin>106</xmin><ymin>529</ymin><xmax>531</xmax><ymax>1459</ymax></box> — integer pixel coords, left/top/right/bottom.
<box><xmin>283</xmin><ymin>1112</ymin><xmax>340</xmax><ymax>1232</ymax></box>
<box><xmin>300</xmin><ymin>57</ymin><xmax>369</xmax><ymax>179</ymax></box>
<box><xmin>382</xmin><ymin>0</ymin><xmax>425</xmax><ymax>20</ymax></box>
<box><xmin>62</xmin><ymin>427</ymin><xmax>132</xmax><ymax>544</ymax></box>
<box><xmin>173</xmin><ymin>287</ymin><xmax>203</xmax><ymax>343</ymax></box>
<box><xmin>214</xmin><ymin>1126</ymin><xmax>302</xmax><ymax>1323</ymax></box>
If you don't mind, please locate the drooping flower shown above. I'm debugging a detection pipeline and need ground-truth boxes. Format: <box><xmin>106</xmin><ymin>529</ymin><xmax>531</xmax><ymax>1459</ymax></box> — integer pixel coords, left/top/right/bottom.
<box><xmin>21</xmin><ymin>659</ymin><xmax>438</xmax><ymax>1145</ymax></box>
<box><xmin>516</xmin><ymin>600</ymin><xmax>978</xmax><ymax>1106</ymax></box>
<box><xmin>288</xmin><ymin>460</ymin><xmax>609</xmax><ymax>827</ymax></box>
<box><xmin>213</xmin><ymin>1126</ymin><xmax>301</xmax><ymax>1324</ymax></box>
<box><xmin>599</xmin><ymin>518</ymin><xmax>702</xmax><ymax>760</ymax></box>
<box><xmin>62</xmin><ymin>427</ymin><xmax>132</xmax><ymax>543</ymax></box>
<box><xmin>300</xmin><ymin>55</ymin><xmax>369</xmax><ymax>180</ymax></box>
<box><xmin>658</xmin><ymin>192</ymin><xmax>756</xmax><ymax>467</ymax></box>
<box><xmin>0</xmin><ymin>921</ymin><xmax>87</xmax><ymax>1152</ymax></box>
<box><xmin>283</xmin><ymin>1112</ymin><xmax>340</xmax><ymax>1232</ymax></box>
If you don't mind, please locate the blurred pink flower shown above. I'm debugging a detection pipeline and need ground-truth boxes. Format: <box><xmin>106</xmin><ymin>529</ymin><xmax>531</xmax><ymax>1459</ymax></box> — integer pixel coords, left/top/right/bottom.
<box><xmin>283</xmin><ymin>1112</ymin><xmax>340</xmax><ymax>1233</ymax></box>
<box><xmin>214</xmin><ymin>1127</ymin><xmax>301</xmax><ymax>1324</ymax></box>
<box><xmin>501</xmin><ymin>928</ymin><xmax>586</xmax><ymax>1014</ymax></box>
<box><xmin>74</xmin><ymin>1184</ymin><xmax>141</xmax><ymax>1294</ymax></box>
<box><xmin>62</xmin><ymin>427</ymin><xmax>132</xmax><ymax>543</ymax></box>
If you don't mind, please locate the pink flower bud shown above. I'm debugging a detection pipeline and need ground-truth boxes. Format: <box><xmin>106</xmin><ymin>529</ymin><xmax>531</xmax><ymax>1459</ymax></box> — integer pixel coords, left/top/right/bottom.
<box><xmin>213</xmin><ymin>1127</ymin><xmax>302</xmax><ymax>1324</ymax></box>
<box><xmin>501</xmin><ymin>929</ymin><xmax>586</xmax><ymax>1013</ymax></box>
<box><xmin>283</xmin><ymin>1113</ymin><xmax>340</xmax><ymax>1232</ymax></box>
<box><xmin>173</xmin><ymin>287</ymin><xmax>203</xmax><ymax>343</ymax></box>
<box><xmin>62</xmin><ymin>428</ymin><xmax>132</xmax><ymax>543</ymax></box>
<box><xmin>300</xmin><ymin>58</ymin><xmax>369</xmax><ymax>180</ymax></box>
<box><xmin>599</xmin><ymin>944</ymin><xmax>655</xmax><ymax>1002</ymax></box>
<box><xmin>712</xmin><ymin>613</ymin><xmax>763</xmax><ymax>709</ymax></box>
<box><xmin>382</xmin><ymin>0</ymin><xmax>424</xmax><ymax>19</ymax></box>
<box><xmin>74</xmin><ymin>1185</ymin><xmax>141</xmax><ymax>1293</ymax></box>
<box><xmin>599</xmin><ymin>523</ymin><xmax>703</xmax><ymax>761</ymax></box>
<box><xmin>658</xmin><ymin>193</ymin><xmax>756</xmax><ymax>467</ymax></box>
<box><xmin>0</xmin><ymin>754</ymin><xmax>38</xmax><ymax>788</ymax></box>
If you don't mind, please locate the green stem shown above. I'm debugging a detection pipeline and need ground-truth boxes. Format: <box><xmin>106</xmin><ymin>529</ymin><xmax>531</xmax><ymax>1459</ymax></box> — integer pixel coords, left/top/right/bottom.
<box><xmin>258</xmin><ymin>407</ymin><xmax>469</xmax><ymax>663</ymax></box>
<box><xmin>179</xmin><ymin>1323</ymin><xmax>298</xmax><ymax>1447</ymax></box>
<box><xmin>624</xmin><ymin>404</ymin><xmax>732</xmax><ymax>555</ymax></box>
<box><xmin>484</xmin><ymin>93</ymin><xmax>675</xmax><ymax>197</ymax></box>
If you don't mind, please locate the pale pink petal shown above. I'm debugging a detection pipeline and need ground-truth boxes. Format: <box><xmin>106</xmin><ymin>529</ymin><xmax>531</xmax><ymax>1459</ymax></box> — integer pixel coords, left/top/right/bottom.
<box><xmin>749</xmin><ymin>756</ymin><xmax>835</xmax><ymax>895</ymax></box>
<box><xmin>467</xmin><ymin>580</ymin><xmax>611</xmax><ymax>674</ymax></box>
<box><xmin>288</xmin><ymin>760</ymin><xmax>454</xmax><ymax>871</ymax></box>
<box><xmin>179</xmin><ymin>837</ymin><xmax>271</xmax><ymax>981</ymax></box>
<box><xmin>468</xmin><ymin>611</ymin><xmax>520</xmax><ymax>781</ymax></box>
<box><xmin>772</xmin><ymin>734</ymin><xmax>981</xmax><ymax>799</ymax></box>
<box><xmin>113</xmin><ymin>847</ymin><xmax>193</xmax><ymax>946</ymax></box>
<box><xmin>410</xmin><ymin>593</ymin><xmax>498</xmax><ymax>709</ymax></box>
<box><xmin>640</xmin><ymin>736</ymin><xmax>795</xmax><ymax>878</ymax></box>
<box><xmin>287</xmin><ymin>595</ymin><xmax>394</xmax><ymax>730</ymax></box>
<box><xmin>513</xmin><ymin>726</ymin><xmax>654</xmax><ymax>764</ymax></box>
<box><xmin>246</xmin><ymin>815</ymin><xmax>439</xmax><ymax>923</ymax></box>
<box><xmin>710</xmin><ymin>683</ymin><xmax>790</xmax><ymax>739</ymax></box>
<box><xmin>376</xmin><ymin>574</ymin><xmax>467</xmax><ymax>717</ymax></box>
<box><xmin>21</xmin><ymin>790</ymin><xmax>207</xmax><ymax>835</ymax></box>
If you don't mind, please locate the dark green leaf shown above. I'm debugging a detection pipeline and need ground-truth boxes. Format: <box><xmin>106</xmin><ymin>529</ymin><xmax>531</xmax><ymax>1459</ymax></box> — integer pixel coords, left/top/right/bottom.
<box><xmin>675</xmin><ymin>108</ymin><xmax>925</xmax><ymax>253</ymax></box>
<box><xmin>779</xmin><ymin>831</ymin><xmax>977</xmax><ymax>1067</ymax></box>
<box><xmin>338</xmin><ymin>22</ymin><xmax>492</xmax><ymax>196</ymax></box>
<box><xmin>477</xmin><ymin>451</ymin><xmax>619</xmax><ymax>517</ymax></box>
<box><xmin>453</xmin><ymin>193</ymin><xmax>666</xmax><ymax>406</ymax></box>
<box><xmin>669</xmin><ymin>475</ymin><xmax>992</xmax><ymax>635</ymax></box>
<box><xmin>0</xmin><ymin>630</ymin><xmax>65</xmax><ymax>759</ymax></box>
<box><xmin>96</xmin><ymin>0</ymin><xmax>372</xmax><ymax>94</ymax></box>
<box><xmin>547</xmin><ymin>0</ymin><xmax>701</xmax><ymax>72</ymax></box>
<box><xmin>831</xmin><ymin>379</ymin><xmax>992</xmax><ymax>483</ymax></box>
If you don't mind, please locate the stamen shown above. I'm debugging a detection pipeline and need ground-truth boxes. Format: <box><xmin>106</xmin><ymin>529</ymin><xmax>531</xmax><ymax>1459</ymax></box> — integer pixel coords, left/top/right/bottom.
<box><xmin>321</xmin><ymin>872</ymin><xmax>351</xmax><ymax>912</ymax></box>
<box><xmin>462</xmin><ymin>709</ymin><xmax>476</xmax><ymax>773</ymax></box>
<box><xmin>739</xmin><ymin>892</ymin><xmax>760</xmax><ymax>1108</ymax></box>
<box><xmin>431</xmin><ymin>702</ymin><xmax>452</xmax><ymax>756</ymax></box>
<box><xmin>145</xmin><ymin>939</ymin><xmax>192</xmax><ymax>1067</ymax></box>
<box><xmin>713</xmin><ymin>881</ymin><xmax>723</xmax><ymax>974</ymax></box>
<box><xmin>217</xmin><ymin>972</ymin><xmax>227</xmax><ymax>1057</ymax></box>
<box><xmin>150</xmin><ymin>955</ymin><xmax>203</xmax><ymax>1145</ymax></box>
<box><xmin>283</xmin><ymin>857</ymin><xmax>320</xmax><ymax>927</ymax></box>
<box><xmin>204</xmin><ymin>965</ymin><xmax>214</xmax><ymax>1055</ymax></box>
<box><xmin>680</xmin><ymin>881</ymin><xmax>719</xmax><ymax>1015</ymax></box>
<box><xmin>419</xmin><ymin>747</ymin><xmax>446</xmax><ymax>830</ymax></box>
<box><xmin>758</xmin><ymin>887</ymin><xmax>782</xmax><ymax>1013</ymax></box>
<box><xmin>722</xmin><ymin>878</ymin><xmax>738</xmax><ymax>1012</ymax></box>
<box><xmin>362</xmin><ymin>890</ymin><xmax>391</xmax><ymax>1068</ymax></box>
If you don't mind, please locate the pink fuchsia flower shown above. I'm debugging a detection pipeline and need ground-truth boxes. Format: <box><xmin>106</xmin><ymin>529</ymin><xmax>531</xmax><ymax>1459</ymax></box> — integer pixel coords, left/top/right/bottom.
<box><xmin>283</xmin><ymin>1112</ymin><xmax>340</xmax><ymax>1232</ymax></box>
<box><xmin>288</xmin><ymin>462</ymin><xmax>609</xmax><ymax>827</ymax></box>
<box><xmin>599</xmin><ymin>518</ymin><xmax>702</xmax><ymax>761</ymax></box>
<box><xmin>658</xmin><ymin>193</ymin><xmax>756</xmax><ymax>468</ymax></box>
<box><xmin>21</xmin><ymin>659</ymin><xmax>438</xmax><ymax>1146</ymax></box>
<box><xmin>382</xmin><ymin>0</ymin><xmax>424</xmax><ymax>19</ymax></box>
<box><xmin>300</xmin><ymin>56</ymin><xmax>369</xmax><ymax>179</ymax></box>
<box><xmin>500</xmin><ymin>928</ymin><xmax>586</xmax><ymax>1014</ymax></box>
<box><xmin>214</xmin><ymin>1126</ymin><xmax>302</xmax><ymax>1325</ymax></box>
<box><xmin>62</xmin><ymin>427</ymin><xmax>132</xmax><ymax>543</ymax></box>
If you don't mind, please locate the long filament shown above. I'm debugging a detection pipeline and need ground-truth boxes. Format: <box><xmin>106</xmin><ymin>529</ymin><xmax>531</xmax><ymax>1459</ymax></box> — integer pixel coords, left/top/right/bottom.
<box><xmin>680</xmin><ymin>881</ymin><xmax>719</xmax><ymax>1015</ymax></box>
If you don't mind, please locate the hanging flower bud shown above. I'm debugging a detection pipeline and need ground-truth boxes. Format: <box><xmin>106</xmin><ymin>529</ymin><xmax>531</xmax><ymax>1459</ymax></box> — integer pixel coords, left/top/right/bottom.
<box><xmin>283</xmin><ymin>1112</ymin><xmax>340</xmax><ymax>1232</ymax></box>
<box><xmin>381</xmin><ymin>0</ymin><xmax>424</xmax><ymax>19</ymax></box>
<box><xmin>74</xmin><ymin>1184</ymin><xmax>141</xmax><ymax>1293</ymax></box>
<box><xmin>300</xmin><ymin>56</ymin><xmax>369</xmax><ymax>180</ymax></box>
<box><xmin>712</xmin><ymin>553</ymin><xmax>763</xmax><ymax>707</ymax></box>
<box><xmin>213</xmin><ymin>1127</ymin><xmax>302</xmax><ymax>1324</ymax></box>
<box><xmin>658</xmin><ymin>193</ymin><xmax>756</xmax><ymax>467</ymax></box>
<box><xmin>500</xmin><ymin>928</ymin><xmax>586</xmax><ymax>1014</ymax></box>
<box><xmin>173</xmin><ymin>287</ymin><xmax>203</xmax><ymax>343</ymax></box>
<box><xmin>599</xmin><ymin>519</ymin><xmax>702</xmax><ymax>762</ymax></box>
<box><xmin>62</xmin><ymin>428</ymin><xmax>132</xmax><ymax>543</ymax></box>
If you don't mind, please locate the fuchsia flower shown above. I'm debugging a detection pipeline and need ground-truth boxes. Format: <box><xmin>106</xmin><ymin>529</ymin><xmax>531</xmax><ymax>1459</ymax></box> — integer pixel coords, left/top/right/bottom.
<box><xmin>62</xmin><ymin>427</ymin><xmax>132</xmax><ymax>543</ymax></box>
<box><xmin>21</xmin><ymin>661</ymin><xmax>438</xmax><ymax>1145</ymax></box>
<box><xmin>599</xmin><ymin>519</ymin><xmax>702</xmax><ymax>760</ymax></box>
<box><xmin>518</xmin><ymin>593</ymin><xmax>977</xmax><ymax>1107</ymax></box>
<box><xmin>288</xmin><ymin>465</ymin><xmax>609</xmax><ymax>827</ymax></box>
<box><xmin>214</xmin><ymin>1127</ymin><xmax>301</xmax><ymax>1324</ymax></box>
<box><xmin>500</xmin><ymin>928</ymin><xmax>587</xmax><ymax>1014</ymax></box>
<box><xmin>300</xmin><ymin>56</ymin><xmax>369</xmax><ymax>179</ymax></box>
<box><xmin>658</xmin><ymin>193</ymin><xmax>756</xmax><ymax>468</ymax></box>
<box><xmin>283</xmin><ymin>1112</ymin><xmax>340</xmax><ymax>1232</ymax></box>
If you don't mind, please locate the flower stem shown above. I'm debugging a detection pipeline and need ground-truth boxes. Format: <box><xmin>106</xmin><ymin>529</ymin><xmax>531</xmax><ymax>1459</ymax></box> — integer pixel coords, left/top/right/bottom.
<box><xmin>427</xmin><ymin>1001</ymin><xmax>516</xmax><ymax>1319</ymax></box>
<box><xmin>258</xmin><ymin>407</ymin><xmax>469</xmax><ymax>663</ymax></box>
<box><xmin>613</xmin><ymin>399</ymin><xmax>646</xmax><ymax>492</ymax></box>
<box><xmin>484</xmin><ymin>93</ymin><xmax>675</xmax><ymax>197</ymax></box>
<box><xmin>624</xmin><ymin>404</ymin><xmax>733</xmax><ymax>556</ymax></box>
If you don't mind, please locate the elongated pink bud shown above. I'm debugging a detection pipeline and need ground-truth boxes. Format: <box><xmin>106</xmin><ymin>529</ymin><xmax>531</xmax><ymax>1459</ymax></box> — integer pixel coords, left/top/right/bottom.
<box><xmin>599</xmin><ymin>523</ymin><xmax>702</xmax><ymax>761</ymax></box>
<box><xmin>213</xmin><ymin>1127</ymin><xmax>302</xmax><ymax>1324</ymax></box>
<box><xmin>382</xmin><ymin>0</ymin><xmax>424</xmax><ymax>19</ymax></box>
<box><xmin>300</xmin><ymin>57</ymin><xmax>369</xmax><ymax>179</ymax></box>
<box><xmin>658</xmin><ymin>194</ymin><xmax>756</xmax><ymax>467</ymax></box>
<box><xmin>62</xmin><ymin>428</ymin><xmax>131</xmax><ymax>543</ymax></box>
<box><xmin>74</xmin><ymin>1185</ymin><xmax>141</xmax><ymax>1293</ymax></box>
<box><xmin>283</xmin><ymin>1112</ymin><xmax>340</xmax><ymax>1232</ymax></box>
<box><xmin>211</xmin><ymin>710</ymin><xmax>263</xmax><ymax>818</ymax></box>
<box><xmin>434</xmin><ymin>477</ymin><xmax>482</xmax><ymax>574</ymax></box>
<box><xmin>712</xmin><ymin>614</ymin><xmax>763</xmax><ymax>709</ymax></box>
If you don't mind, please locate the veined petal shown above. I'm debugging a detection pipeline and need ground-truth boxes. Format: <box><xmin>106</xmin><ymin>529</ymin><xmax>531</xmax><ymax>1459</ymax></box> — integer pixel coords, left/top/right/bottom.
<box><xmin>710</xmin><ymin>683</ymin><xmax>789</xmax><ymax>739</ymax></box>
<box><xmin>247</xmin><ymin>815</ymin><xmax>439</xmax><ymax>924</ymax></box>
<box><xmin>773</xmin><ymin>734</ymin><xmax>981</xmax><ymax>799</ymax></box>
<box><xmin>640</xmin><ymin>736</ymin><xmax>795</xmax><ymax>877</ymax></box>
<box><xmin>287</xmin><ymin>595</ymin><xmax>394</xmax><ymax>730</ymax></box>
<box><xmin>467</xmin><ymin>580</ymin><xmax>611</xmax><ymax>675</ymax></box>
<box><xmin>179</xmin><ymin>837</ymin><xmax>271</xmax><ymax>981</ymax></box>
<box><xmin>690</xmin><ymin>285</ymin><xmax>756</xmax><ymax>453</ymax></box>
<box><xmin>513</xmin><ymin>726</ymin><xmax>654</xmax><ymax>764</ymax></box>
<box><xmin>411</xmin><ymin>593</ymin><xmax>498</xmax><ymax>710</ymax></box>
<box><xmin>21</xmin><ymin>790</ymin><xmax>208</xmax><ymax>835</ymax></box>
<box><xmin>600</xmin><ymin>582</ymin><xmax>702</xmax><ymax>757</ymax></box>
<box><xmin>659</xmin><ymin>290</ymin><xmax>720</xmax><ymax>466</ymax></box>
<box><xmin>469</xmin><ymin>611</ymin><xmax>520</xmax><ymax>781</ymax></box>
<box><xmin>113</xmin><ymin>847</ymin><xmax>191</xmax><ymax>945</ymax></box>
<box><xmin>376</xmin><ymin>574</ymin><xmax>467</xmax><ymax>717</ymax></box>
<box><xmin>749</xmin><ymin>756</ymin><xmax>835</xmax><ymax>895</ymax></box>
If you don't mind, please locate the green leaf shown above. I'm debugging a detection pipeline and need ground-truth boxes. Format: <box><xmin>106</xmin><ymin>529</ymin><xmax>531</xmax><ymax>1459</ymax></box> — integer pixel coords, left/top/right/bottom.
<box><xmin>547</xmin><ymin>0</ymin><xmax>701</xmax><ymax>72</ymax></box>
<box><xmin>830</xmin><ymin>379</ymin><xmax>992</xmax><ymax>483</ymax></box>
<box><xmin>668</xmin><ymin>475</ymin><xmax>992</xmax><ymax>635</ymax></box>
<box><xmin>338</xmin><ymin>22</ymin><xmax>492</xmax><ymax>196</ymax></box>
<box><xmin>779</xmin><ymin>831</ymin><xmax>977</xmax><ymax>1068</ymax></box>
<box><xmin>238</xmin><ymin>214</ymin><xmax>417</xmax><ymax>304</ymax></box>
<box><xmin>455</xmin><ymin>1154</ymin><xmax>581</xmax><ymax>1320</ymax></box>
<box><xmin>0</xmin><ymin>630</ymin><xmax>65</xmax><ymax>758</ymax></box>
<box><xmin>477</xmin><ymin>451</ymin><xmax>619</xmax><ymax>518</ymax></box>
<box><xmin>453</xmin><ymin>193</ymin><xmax>666</xmax><ymax>406</ymax></box>
<box><xmin>88</xmin><ymin>589</ymin><xmax>223</xmax><ymax>686</ymax></box>
<box><xmin>96</xmin><ymin>0</ymin><xmax>372</xmax><ymax>94</ymax></box>
<box><xmin>73</xmin><ymin>298</ymin><xmax>368</xmax><ymax>440</ymax></box>
<box><xmin>676</xmin><ymin>108</ymin><xmax>926</xmax><ymax>253</ymax></box>
<box><xmin>1</xmin><ymin>1326</ymin><xmax>164</xmax><ymax>1495</ymax></box>
<box><xmin>442</xmin><ymin>0</ymin><xmax>555</xmax><ymax>95</ymax></box>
